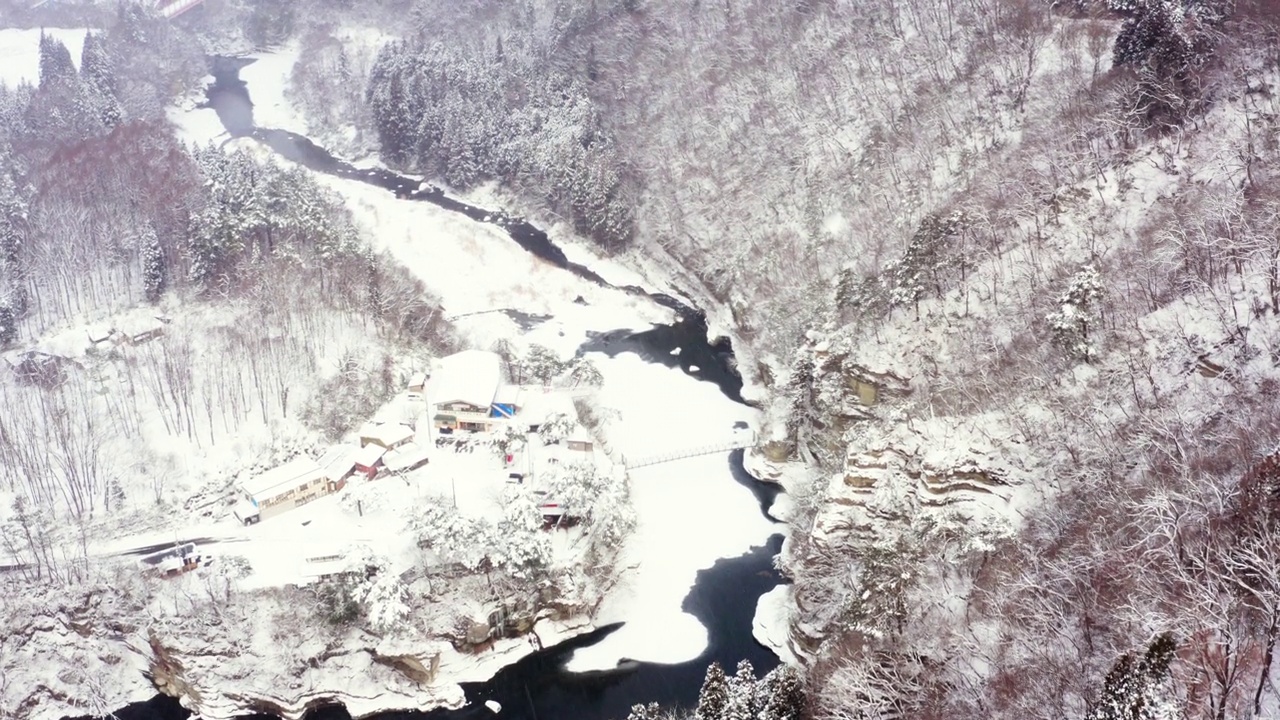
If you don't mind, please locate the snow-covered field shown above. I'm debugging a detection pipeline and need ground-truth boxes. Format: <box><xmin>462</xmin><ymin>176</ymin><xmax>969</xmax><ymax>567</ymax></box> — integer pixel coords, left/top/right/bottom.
<box><xmin>0</xmin><ymin>27</ymin><xmax>86</xmax><ymax>88</ymax></box>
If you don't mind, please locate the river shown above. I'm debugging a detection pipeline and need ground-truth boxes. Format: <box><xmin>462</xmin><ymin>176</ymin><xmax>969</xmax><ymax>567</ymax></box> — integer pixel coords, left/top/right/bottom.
<box><xmin>78</xmin><ymin>54</ymin><xmax>788</xmax><ymax>720</ymax></box>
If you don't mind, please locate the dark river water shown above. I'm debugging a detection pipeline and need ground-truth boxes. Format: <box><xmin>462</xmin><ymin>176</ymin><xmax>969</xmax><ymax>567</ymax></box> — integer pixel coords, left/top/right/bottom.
<box><xmin>71</xmin><ymin>54</ymin><xmax>788</xmax><ymax>720</ymax></box>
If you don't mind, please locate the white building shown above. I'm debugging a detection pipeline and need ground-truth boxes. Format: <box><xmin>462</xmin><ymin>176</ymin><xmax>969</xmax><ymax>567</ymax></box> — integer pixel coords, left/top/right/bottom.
<box><xmin>431</xmin><ymin>350</ymin><xmax>506</xmax><ymax>433</ymax></box>
<box><xmin>384</xmin><ymin>442</ymin><xmax>431</xmax><ymax>475</ymax></box>
<box><xmin>359</xmin><ymin>422</ymin><xmax>416</xmax><ymax>450</ymax></box>
<box><xmin>235</xmin><ymin>457</ymin><xmax>330</xmax><ymax>524</ymax></box>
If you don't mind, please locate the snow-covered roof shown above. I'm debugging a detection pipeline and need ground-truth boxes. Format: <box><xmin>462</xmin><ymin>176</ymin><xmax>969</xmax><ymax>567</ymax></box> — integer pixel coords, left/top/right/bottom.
<box><xmin>408</xmin><ymin>371</ymin><xmax>427</xmax><ymax>389</ymax></box>
<box><xmin>360</xmin><ymin>423</ymin><xmax>415</xmax><ymax>448</ymax></box>
<box><xmin>241</xmin><ymin>457</ymin><xmax>326</xmax><ymax>500</ymax></box>
<box><xmin>118</xmin><ymin>314</ymin><xmax>165</xmax><ymax>337</ymax></box>
<box><xmin>298</xmin><ymin>557</ymin><xmax>353</xmax><ymax>583</ymax></box>
<box><xmin>519</xmin><ymin>389</ymin><xmax>578</xmax><ymax>424</ymax></box>
<box><xmin>318</xmin><ymin>445</ymin><xmax>357</xmax><ymax>480</ymax></box>
<box><xmin>384</xmin><ymin>442</ymin><xmax>430</xmax><ymax>474</ymax></box>
<box><xmin>86</xmin><ymin>325</ymin><xmax>114</xmax><ymax>344</ymax></box>
<box><xmin>567</xmin><ymin>427</ymin><xmax>594</xmax><ymax>445</ymax></box>
<box><xmin>433</xmin><ymin>350</ymin><xmax>503</xmax><ymax>408</ymax></box>
<box><xmin>355</xmin><ymin>443</ymin><xmax>387</xmax><ymax>468</ymax></box>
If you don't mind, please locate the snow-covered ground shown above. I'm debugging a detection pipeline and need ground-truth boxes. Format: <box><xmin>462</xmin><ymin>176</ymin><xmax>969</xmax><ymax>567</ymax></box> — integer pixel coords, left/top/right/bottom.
<box><xmin>0</xmin><ymin>27</ymin><xmax>86</xmax><ymax>88</ymax></box>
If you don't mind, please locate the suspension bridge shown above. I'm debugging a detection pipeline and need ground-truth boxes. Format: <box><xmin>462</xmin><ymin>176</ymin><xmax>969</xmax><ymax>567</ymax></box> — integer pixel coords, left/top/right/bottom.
<box><xmin>155</xmin><ymin>0</ymin><xmax>204</xmax><ymax>18</ymax></box>
<box><xmin>621</xmin><ymin>431</ymin><xmax>756</xmax><ymax>469</ymax></box>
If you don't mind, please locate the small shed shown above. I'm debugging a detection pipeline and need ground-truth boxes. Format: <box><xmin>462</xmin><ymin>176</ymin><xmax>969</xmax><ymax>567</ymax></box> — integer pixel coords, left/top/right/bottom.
<box><xmin>408</xmin><ymin>372</ymin><xmax>427</xmax><ymax>393</ymax></box>
<box><xmin>86</xmin><ymin>325</ymin><xmax>115</xmax><ymax>346</ymax></box>
<box><xmin>359</xmin><ymin>422</ymin><xmax>415</xmax><ymax>450</ymax></box>
<box><xmin>384</xmin><ymin>442</ymin><xmax>430</xmax><ymax>475</ymax></box>
<box><xmin>566</xmin><ymin>428</ymin><xmax>594</xmax><ymax>453</ymax></box>
<box><xmin>354</xmin><ymin>443</ymin><xmax>387</xmax><ymax>478</ymax></box>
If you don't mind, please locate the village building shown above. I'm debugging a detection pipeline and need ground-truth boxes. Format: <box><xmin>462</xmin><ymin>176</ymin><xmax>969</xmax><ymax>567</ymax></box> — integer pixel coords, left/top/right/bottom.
<box><xmin>407</xmin><ymin>371</ymin><xmax>428</xmax><ymax>395</ymax></box>
<box><xmin>235</xmin><ymin>456</ymin><xmax>331</xmax><ymax>524</ymax></box>
<box><xmin>113</xmin><ymin>315</ymin><xmax>166</xmax><ymax>345</ymax></box>
<box><xmin>86</xmin><ymin>325</ymin><xmax>115</xmax><ymax>346</ymax></box>
<box><xmin>517</xmin><ymin>389</ymin><xmax>579</xmax><ymax>433</ymax></box>
<box><xmin>298</xmin><ymin>557</ymin><xmax>356</xmax><ymax>586</ymax></box>
<box><xmin>5</xmin><ymin>350</ymin><xmax>80</xmax><ymax>388</ymax></box>
<box><xmin>384</xmin><ymin>442</ymin><xmax>431</xmax><ymax>475</ymax></box>
<box><xmin>295</xmin><ymin>548</ymin><xmax>358</xmax><ymax>586</ymax></box>
<box><xmin>431</xmin><ymin>350</ymin><xmax>507</xmax><ymax>433</ymax></box>
<box><xmin>317</xmin><ymin>446</ymin><xmax>358</xmax><ymax>491</ymax></box>
<box><xmin>566</xmin><ymin>428</ymin><xmax>595</xmax><ymax>454</ymax></box>
<box><xmin>353</xmin><ymin>443</ymin><xmax>387</xmax><ymax>479</ymax></box>
<box><xmin>359</xmin><ymin>422</ymin><xmax>415</xmax><ymax>450</ymax></box>
<box><xmin>137</xmin><ymin>542</ymin><xmax>202</xmax><ymax>578</ymax></box>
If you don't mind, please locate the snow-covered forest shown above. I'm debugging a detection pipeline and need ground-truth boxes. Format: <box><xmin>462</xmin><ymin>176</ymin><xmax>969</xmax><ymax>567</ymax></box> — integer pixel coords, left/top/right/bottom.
<box><xmin>9</xmin><ymin>0</ymin><xmax>1280</xmax><ymax>718</ymax></box>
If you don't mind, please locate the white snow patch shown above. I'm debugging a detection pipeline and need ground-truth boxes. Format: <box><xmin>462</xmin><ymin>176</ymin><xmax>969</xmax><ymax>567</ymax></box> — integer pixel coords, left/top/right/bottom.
<box><xmin>753</xmin><ymin>584</ymin><xmax>797</xmax><ymax>665</ymax></box>
<box><xmin>239</xmin><ymin>42</ymin><xmax>307</xmax><ymax>133</ymax></box>
<box><xmin>822</xmin><ymin>211</ymin><xmax>849</xmax><ymax>236</ymax></box>
<box><xmin>0</xmin><ymin>28</ymin><xmax>86</xmax><ymax>89</ymax></box>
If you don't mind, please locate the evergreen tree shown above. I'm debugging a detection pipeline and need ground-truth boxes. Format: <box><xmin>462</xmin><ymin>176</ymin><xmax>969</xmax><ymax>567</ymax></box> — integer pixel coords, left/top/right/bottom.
<box><xmin>38</xmin><ymin>33</ymin><xmax>76</xmax><ymax>90</ymax></box>
<box><xmin>1047</xmin><ymin>264</ymin><xmax>1105</xmax><ymax>362</ymax></box>
<box><xmin>141</xmin><ymin>227</ymin><xmax>166</xmax><ymax>303</ymax></box>
<box><xmin>0</xmin><ymin>215</ymin><xmax>18</xmax><ymax>268</ymax></box>
<box><xmin>80</xmin><ymin>31</ymin><xmax>122</xmax><ymax>127</ymax></box>
<box><xmin>724</xmin><ymin>660</ymin><xmax>759</xmax><ymax>720</ymax></box>
<box><xmin>522</xmin><ymin>344</ymin><xmax>567</xmax><ymax>385</ymax></box>
<box><xmin>758</xmin><ymin>665</ymin><xmax>805</xmax><ymax>720</ymax></box>
<box><xmin>80</xmin><ymin>32</ymin><xmax>115</xmax><ymax>93</ymax></box>
<box><xmin>0</xmin><ymin>172</ymin><xmax>24</xmax><ymax>268</ymax></box>
<box><xmin>0</xmin><ymin>300</ymin><xmax>16</xmax><ymax>346</ymax></box>
<box><xmin>887</xmin><ymin>211</ymin><xmax>965</xmax><ymax>316</ymax></box>
<box><xmin>696</xmin><ymin>662</ymin><xmax>730</xmax><ymax>720</ymax></box>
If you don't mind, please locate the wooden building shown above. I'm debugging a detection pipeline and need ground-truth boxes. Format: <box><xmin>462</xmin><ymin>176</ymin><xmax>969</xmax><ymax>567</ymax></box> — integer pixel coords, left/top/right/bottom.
<box><xmin>236</xmin><ymin>457</ymin><xmax>330</xmax><ymax>524</ymax></box>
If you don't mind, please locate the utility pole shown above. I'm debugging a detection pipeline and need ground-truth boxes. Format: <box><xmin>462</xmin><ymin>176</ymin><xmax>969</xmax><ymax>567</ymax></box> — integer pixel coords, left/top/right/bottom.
<box><xmin>452</xmin><ymin>477</ymin><xmax>457</xmax><ymax>508</ymax></box>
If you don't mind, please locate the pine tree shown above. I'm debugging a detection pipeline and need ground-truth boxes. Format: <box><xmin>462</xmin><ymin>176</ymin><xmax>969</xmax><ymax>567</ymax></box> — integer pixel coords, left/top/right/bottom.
<box><xmin>724</xmin><ymin>660</ymin><xmax>759</xmax><ymax>720</ymax></box>
<box><xmin>696</xmin><ymin>662</ymin><xmax>730</xmax><ymax>720</ymax></box>
<box><xmin>1047</xmin><ymin>264</ymin><xmax>1105</xmax><ymax>362</ymax></box>
<box><xmin>141</xmin><ymin>227</ymin><xmax>166</xmax><ymax>303</ymax></box>
<box><xmin>0</xmin><ymin>300</ymin><xmax>16</xmax><ymax>346</ymax></box>
<box><xmin>80</xmin><ymin>31</ymin><xmax>121</xmax><ymax>127</ymax></box>
<box><xmin>0</xmin><ymin>173</ymin><xmax>23</xmax><ymax>268</ymax></box>
<box><xmin>38</xmin><ymin>33</ymin><xmax>76</xmax><ymax>90</ymax></box>
<box><xmin>758</xmin><ymin>665</ymin><xmax>805</xmax><ymax>720</ymax></box>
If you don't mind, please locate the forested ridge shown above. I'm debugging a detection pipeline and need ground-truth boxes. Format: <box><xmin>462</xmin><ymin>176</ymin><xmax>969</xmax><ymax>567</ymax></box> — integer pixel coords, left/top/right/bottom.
<box><xmin>333</xmin><ymin>0</ymin><xmax>1280</xmax><ymax>717</ymax></box>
